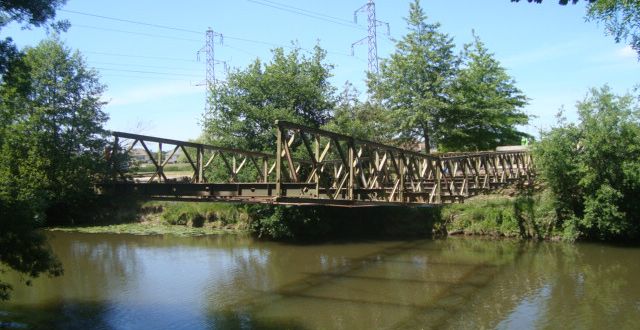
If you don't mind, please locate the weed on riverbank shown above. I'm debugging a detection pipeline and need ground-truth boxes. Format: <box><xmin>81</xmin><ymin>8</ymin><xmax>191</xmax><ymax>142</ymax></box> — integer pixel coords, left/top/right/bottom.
<box><xmin>49</xmin><ymin>199</ymin><xmax>250</xmax><ymax>236</ymax></box>
<box><xmin>442</xmin><ymin>189</ymin><xmax>561</xmax><ymax>240</ymax></box>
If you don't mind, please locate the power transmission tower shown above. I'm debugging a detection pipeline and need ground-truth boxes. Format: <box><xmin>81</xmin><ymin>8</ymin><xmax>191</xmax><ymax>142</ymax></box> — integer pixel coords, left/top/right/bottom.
<box><xmin>352</xmin><ymin>0</ymin><xmax>389</xmax><ymax>75</ymax></box>
<box><xmin>198</xmin><ymin>28</ymin><xmax>224</xmax><ymax>112</ymax></box>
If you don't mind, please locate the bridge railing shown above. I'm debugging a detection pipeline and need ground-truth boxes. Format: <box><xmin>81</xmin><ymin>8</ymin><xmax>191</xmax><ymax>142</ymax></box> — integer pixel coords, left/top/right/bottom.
<box><xmin>102</xmin><ymin>122</ymin><xmax>533</xmax><ymax>206</ymax></box>
<box><xmin>107</xmin><ymin>131</ymin><xmax>281</xmax><ymax>184</ymax></box>
<box><xmin>273</xmin><ymin>121</ymin><xmax>533</xmax><ymax>205</ymax></box>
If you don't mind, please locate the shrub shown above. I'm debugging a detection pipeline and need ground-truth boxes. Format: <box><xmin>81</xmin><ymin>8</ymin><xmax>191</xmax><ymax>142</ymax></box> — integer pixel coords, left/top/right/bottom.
<box><xmin>534</xmin><ymin>86</ymin><xmax>640</xmax><ymax>240</ymax></box>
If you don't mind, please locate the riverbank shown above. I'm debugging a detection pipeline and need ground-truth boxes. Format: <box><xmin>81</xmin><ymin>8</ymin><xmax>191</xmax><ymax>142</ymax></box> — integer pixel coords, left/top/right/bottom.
<box><xmin>442</xmin><ymin>188</ymin><xmax>565</xmax><ymax>240</ymax></box>
<box><xmin>50</xmin><ymin>197</ymin><xmax>439</xmax><ymax>240</ymax></box>
<box><xmin>47</xmin><ymin>199</ymin><xmax>251</xmax><ymax>236</ymax></box>
<box><xmin>52</xmin><ymin>187</ymin><xmax>561</xmax><ymax>241</ymax></box>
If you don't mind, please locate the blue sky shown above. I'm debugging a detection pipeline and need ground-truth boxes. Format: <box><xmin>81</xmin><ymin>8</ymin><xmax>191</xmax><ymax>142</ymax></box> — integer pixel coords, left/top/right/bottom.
<box><xmin>3</xmin><ymin>0</ymin><xmax>638</xmax><ymax>141</ymax></box>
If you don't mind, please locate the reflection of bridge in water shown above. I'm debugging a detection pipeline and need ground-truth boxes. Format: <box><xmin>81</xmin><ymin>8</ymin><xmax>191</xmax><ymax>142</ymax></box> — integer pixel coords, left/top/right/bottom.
<box><xmin>100</xmin><ymin>120</ymin><xmax>533</xmax><ymax>206</ymax></box>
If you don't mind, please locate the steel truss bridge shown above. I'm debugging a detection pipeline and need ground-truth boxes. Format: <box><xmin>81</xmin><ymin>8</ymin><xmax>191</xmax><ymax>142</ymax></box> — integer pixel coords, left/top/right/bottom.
<box><xmin>100</xmin><ymin>121</ymin><xmax>533</xmax><ymax>207</ymax></box>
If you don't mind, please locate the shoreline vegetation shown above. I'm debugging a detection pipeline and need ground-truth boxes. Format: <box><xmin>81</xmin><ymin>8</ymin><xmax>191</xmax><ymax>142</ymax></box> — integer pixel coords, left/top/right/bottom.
<box><xmin>47</xmin><ymin>200</ymin><xmax>251</xmax><ymax>236</ymax></box>
<box><xmin>47</xmin><ymin>185</ymin><xmax>561</xmax><ymax>242</ymax></box>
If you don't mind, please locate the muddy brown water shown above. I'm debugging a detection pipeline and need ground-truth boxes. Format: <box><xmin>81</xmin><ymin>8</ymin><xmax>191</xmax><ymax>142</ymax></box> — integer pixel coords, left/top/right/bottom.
<box><xmin>1</xmin><ymin>232</ymin><xmax>639</xmax><ymax>329</ymax></box>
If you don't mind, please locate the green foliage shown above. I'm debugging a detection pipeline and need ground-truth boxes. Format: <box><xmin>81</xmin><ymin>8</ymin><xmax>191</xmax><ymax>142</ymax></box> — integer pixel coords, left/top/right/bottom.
<box><xmin>204</xmin><ymin>45</ymin><xmax>336</xmax><ymax>152</ymax></box>
<box><xmin>322</xmin><ymin>82</ymin><xmax>393</xmax><ymax>142</ymax></box>
<box><xmin>534</xmin><ymin>85</ymin><xmax>640</xmax><ymax>240</ymax></box>
<box><xmin>160</xmin><ymin>202</ymin><xmax>247</xmax><ymax>227</ymax></box>
<box><xmin>0</xmin><ymin>37</ymin><xmax>107</xmax><ymax>300</ymax></box>
<box><xmin>368</xmin><ymin>1</ymin><xmax>529</xmax><ymax>152</ymax></box>
<box><xmin>0</xmin><ymin>0</ymin><xmax>66</xmax><ymax>28</ymax></box>
<box><xmin>1</xmin><ymin>37</ymin><xmax>108</xmax><ymax>224</ymax></box>
<box><xmin>0</xmin><ymin>0</ymin><xmax>67</xmax><ymax>75</ymax></box>
<box><xmin>445</xmin><ymin>33</ymin><xmax>529</xmax><ymax>151</ymax></box>
<box><xmin>587</xmin><ymin>0</ymin><xmax>640</xmax><ymax>59</ymax></box>
<box><xmin>368</xmin><ymin>0</ymin><xmax>457</xmax><ymax>151</ymax></box>
<box><xmin>444</xmin><ymin>196</ymin><xmax>521</xmax><ymax>237</ymax></box>
<box><xmin>443</xmin><ymin>191</ymin><xmax>559</xmax><ymax>239</ymax></box>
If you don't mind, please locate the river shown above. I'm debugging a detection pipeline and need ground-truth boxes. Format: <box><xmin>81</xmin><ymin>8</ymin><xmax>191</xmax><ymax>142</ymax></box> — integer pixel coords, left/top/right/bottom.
<box><xmin>1</xmin><ymin>232</ymin><xmax>639</xmax><ymax>329</ymax></box>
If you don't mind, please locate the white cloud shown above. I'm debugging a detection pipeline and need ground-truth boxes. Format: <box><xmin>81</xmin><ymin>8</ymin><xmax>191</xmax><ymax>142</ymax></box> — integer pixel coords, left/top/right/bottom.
<box><xmin>616</xmin><ymin>45</ymin><xmax>636</xmax><ymax>59</ymax></box>
<box><xmin>104</xmin><ymin>81</ymin><xmax>203</xmax><ymax>107</ymax></box>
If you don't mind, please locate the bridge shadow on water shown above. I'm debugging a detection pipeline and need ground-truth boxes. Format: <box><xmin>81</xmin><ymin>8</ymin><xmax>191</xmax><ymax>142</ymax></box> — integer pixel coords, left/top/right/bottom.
<box><xmin>214</xmin><ymin>238</ymin><xmax>530</xmax><ymax>330</ymax></box>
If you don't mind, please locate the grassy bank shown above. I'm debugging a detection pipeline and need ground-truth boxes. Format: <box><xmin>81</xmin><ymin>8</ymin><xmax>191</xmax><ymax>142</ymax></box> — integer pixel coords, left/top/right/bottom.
<box><xmin>48</xmin><ymin>198</ymin><xmax>251</xmax><ymax>236</ymax></box>
<box><xmin>442</xmin><ymin>188</ymin><xmax>565</xmax><ymax>240</ymax></box>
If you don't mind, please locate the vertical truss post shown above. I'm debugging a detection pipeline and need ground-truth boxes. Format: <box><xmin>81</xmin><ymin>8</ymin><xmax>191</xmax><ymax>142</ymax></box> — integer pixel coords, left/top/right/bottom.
<box><xmin>157</xmin><ymin>142</ymin><xmax>163</xmax><ymax>183</ymax></box>
<box><xmin>111</xmin><ymin>136</ymin><xmax>119</xmax><ymax>181</ymax></box>
<box><xmin>435</xmin><ymin>159</ymin><xmax>441</xmax><ymax>204</ymax></box>
<box><xmin>399</xmin><ymin>153</ymin><xmax>405</xmax><ymax>203</ymax></box>
<box><xmin>197</xmin><ymin>146</ymin><xmax>204</xmax><ymax>183</ymax></box>
<box><xmin>262</xmin><ymin>157</ymin><xmax>269</xmax><ymax>183</ymax></box>
<box><xmin>348</xmin><ymin>140</ymin><xmax>355</xmax><ymax>200</ymax></box>
<box><xmin>275</xmin><ymin>121</ymin><xmax>283</xmax><ymax>198</ymax></box>
<box><xmin>314</xmin><ymin>135</ymin><xmax>320</xmax><ymax>197</ymax></box>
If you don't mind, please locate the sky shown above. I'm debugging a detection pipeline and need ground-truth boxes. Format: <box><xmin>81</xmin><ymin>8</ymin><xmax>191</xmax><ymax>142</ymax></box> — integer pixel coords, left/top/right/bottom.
<box><xmin>3</xmin><ymin>0</ymin><xmax>639</xmax><ymax>142</ymax></box>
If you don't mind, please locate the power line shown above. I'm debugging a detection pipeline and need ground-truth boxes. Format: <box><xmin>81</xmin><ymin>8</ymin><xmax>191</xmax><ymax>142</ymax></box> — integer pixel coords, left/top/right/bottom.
<box><xmin>60</xmin><ymin>9</ymin><xmax>201</xmax><ymax>34</ymax></box>
<box><xmin>85</xmin><ymin>51</ymin><xmax>198</xmax><ymax>63</ymax></box>
<box><xmin>246</xmin><ymin>0</ymin><xmax>365</xmax><ymax>30</ymax></box>
<box><xmin>100</xmin><ymin>74</ymin><xmax>201</xmax><ymax>82</ymax></box>
<box><xmin>224</xmin><ymin>35</ymin><xmax>355</xmax><ymax>58</ymax></box>
<box><xmin>94</xmin><ymin>67</ymin><xmax>202</xmax><ymax>77</ymax></box>
<box><xmin>259</xmin><ymin>0</ymin><xmax>356</xmax><ymax>25</ymax></box>
<box><xmin>74</xmin><ymin>25</ymin><xmax>257</xmax><ymax>58</ymax></box>
<box><xmin>67</xmin><ymin>9</ymin><xmax>361</xmax><ymax>61</ymax></box>
<box><xmin>90</xmin><ymin>61</ymin><xmax>201</xmax><ymax>72</ymax></box>
<box><xmin>224</xmin><ymin>43</ymin><xmax>258</xmax><ymax>57</ymax></box>
<box><xmin>73</xmin><ymin>24</ymin><xmax>201</xmax><ymax>42</ymax></box>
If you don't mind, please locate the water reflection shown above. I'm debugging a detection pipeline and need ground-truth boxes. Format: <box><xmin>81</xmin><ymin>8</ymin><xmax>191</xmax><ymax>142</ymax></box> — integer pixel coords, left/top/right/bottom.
<box><xmin>0</xmin><ymin>233</ymin><xmax>639</xmax><ymax>329</ymax></box>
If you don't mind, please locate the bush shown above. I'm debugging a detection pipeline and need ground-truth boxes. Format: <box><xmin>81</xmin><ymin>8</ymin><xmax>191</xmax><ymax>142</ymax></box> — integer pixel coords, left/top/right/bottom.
<box><xmin>159</xmin><ymin>202</ymin><xmax>247</xmax><ymax>228</ymax></box>
<box><xmin>443</xmin><ymin>189</ymin><xmax>560</xmax><ymax>239</ymax></box>
<box><xmin>534</xmin><ymin>86</ymin><xmax>640</xmax><ymax>241</ymax></box>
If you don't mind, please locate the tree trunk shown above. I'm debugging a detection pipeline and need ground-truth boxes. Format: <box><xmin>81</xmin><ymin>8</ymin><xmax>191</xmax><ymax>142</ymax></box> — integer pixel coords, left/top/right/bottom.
<box><xmin>422</xmin><ymin>123</ymin><xmax>431</xmax><ymax>154</ymax></box>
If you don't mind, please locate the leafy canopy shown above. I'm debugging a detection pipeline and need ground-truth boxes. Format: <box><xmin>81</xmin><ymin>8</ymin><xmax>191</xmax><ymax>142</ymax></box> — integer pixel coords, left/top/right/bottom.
<box><xmin>0</xmin><ymin>0</ymin><xmax>66</xmax><ymax>28</ymax></box>
<box><xmin>444</xmin><ymin>33</ymin><xmax>529</xmax><ymax>151</ymax></box>
<box><xmin>204</xmin><ymin>45</ymin><xmax>336</xmax><ymax>152</ymax></box>
<box><xmin>323</xmin><ymin>82</ymin><xmax>393</xmax><ymax>143</ymax></box>
<box><xmin>0</xmin><ymin>0</ymin><xmax>67</xmax><ymax>74</ymax></box>
<box><xmin>369</xmin><ymin>0</ymin><xmax>529</xmax><ymax>152</ymax></box>
<box><xmin>0</xmin><ymin>37</ymin><xmax>107</xmax><ymax>300</ymax></box>
<box><xmin>534</xmin><ymin>86</ymin><xmax>640</xmax><ymax>240</ymax></box>
<box><xmin>368</xmin><ymin>0</ymin><xmax>458</xmax><ymax>152</ymax></box>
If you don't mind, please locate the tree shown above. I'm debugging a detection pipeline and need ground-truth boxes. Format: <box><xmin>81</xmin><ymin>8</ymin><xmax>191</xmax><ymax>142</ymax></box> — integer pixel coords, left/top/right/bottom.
<box><xmin>0</xmin><ymin>37</ymin><xmax>107</xmax><ymax>300</ymax></box>
<box><xmin>534</xmin><ymin>86</ymin><xmax>640</xmax><ymax>240</ymax></box>
<box><xmin>0</xmin><ymin>0</ymin><xmax>67</xmax><ymax>75</ymax></box>
<box><xmin>323</xmin><ymin>82</ymin><xmax>393</xmax><ymax>142</ymax></box>
<box><xmin>444</xmin><ymin>33</ymin><xmax>529</xmax><ymax>151</ymax></box>
<box><xmin>587</xmin><ymin>0</ymin><xmax>640</xmax><ymax>59</ymax></box>
<box><xmin>204</xmin><ymin>45</ymin><xmax>336</xmax><ymax>152</ymax></box>
<box><xmin>512</xmin><ymin>0</ymin><xmax>640</xmax><ymax>59</ymax></box>
<box><xmin>368</xmin><ymin>0</ymin><xmax>458</xmax><ymax>153</ymax></box>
